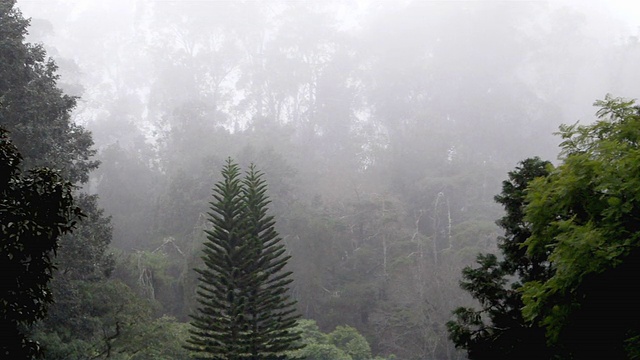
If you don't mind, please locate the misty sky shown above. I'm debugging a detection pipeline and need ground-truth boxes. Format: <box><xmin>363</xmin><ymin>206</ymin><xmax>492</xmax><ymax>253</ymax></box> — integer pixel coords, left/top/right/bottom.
<box><xmin>14</xmin><ymin>0</ymin><xmax>640</xmax><ymax>158</ymax></box>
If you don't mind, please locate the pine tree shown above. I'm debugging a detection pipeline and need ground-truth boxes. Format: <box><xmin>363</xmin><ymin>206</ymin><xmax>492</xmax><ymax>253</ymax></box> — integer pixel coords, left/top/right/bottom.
<box><xmin>186</xmin><ymin>159</ymin><xmax>301</xmax><ymax>360</ymax></box>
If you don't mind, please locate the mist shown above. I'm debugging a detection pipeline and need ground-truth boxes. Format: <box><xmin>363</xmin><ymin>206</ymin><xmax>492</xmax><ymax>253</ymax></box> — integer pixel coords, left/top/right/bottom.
<box><xmin>9</xmin><ymin>0</ymin><xmax>640</xmax><ymax>358</ymax></box>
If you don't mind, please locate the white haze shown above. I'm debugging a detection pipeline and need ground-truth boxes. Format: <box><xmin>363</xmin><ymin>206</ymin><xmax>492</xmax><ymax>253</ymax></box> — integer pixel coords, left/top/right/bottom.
<box><xmin>12</xmin><ymin>1</ymin><xmax>640</xmax><ymax>358</ymax></box>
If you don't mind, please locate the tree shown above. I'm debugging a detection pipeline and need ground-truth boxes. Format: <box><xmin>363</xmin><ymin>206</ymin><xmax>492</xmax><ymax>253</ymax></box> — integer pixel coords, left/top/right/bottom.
<box><xmin>447</xmin><ymin>157</ymin><xmax>553</xmax><ymax>359</ymax></box>
<box><xmin>0</xmin><ymin>0</ymin><xmax>98</xmax><ymax>184</ymax></box>
<box><xmin>521</xmin><ymin>95</ymin><xmax>640</xmax><ymax>358</ymax></box>
<box><xmin>0</xmin><ymin>128</ymin><xmax>82</xmax><ymax>358</ymax></box>
<box><xmin>0</xmin><ymin>0</ymin><xmax>112</xmax><ymax>286</ymax></box>
<box><xmin>286</xmin><ymin>319</ymin><xmax>384</xmax><ymax>360</ymax></box>
<box><xmin>450</xmin><ymin>96</ymin><xmax>640</xmax><ymax>359</ymax></box>
<box><xmin>328</xmin><ymin>325</ymin><xmax>372</xmax><ymax>360</ymax></box>
<box><xmin>1</xmin><ymin>3</ymin><xmax>125</xmax><ymax>358</ymax></box>
<box><xmin>186</xmin><ymin>159</ymin><xmax>301</xmax><ymax>359</ymax></box>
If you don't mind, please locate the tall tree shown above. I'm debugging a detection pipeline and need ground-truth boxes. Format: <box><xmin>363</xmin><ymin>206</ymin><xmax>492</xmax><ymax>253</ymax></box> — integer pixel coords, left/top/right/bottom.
<box><xmin>450</xmin><ymin>95</ymin><xmax>640</xmax><ymax>359</ymax></box>
<box><xmin>522</xmin><ymin>95</ymin><xmax>640</xmax><ymax>358</ymax></box>
<box><xmin>0</xmin><ymin>128</ymin><xmax>82</xmax><ymax>359</ymax></box>
<box><xmin>0</xmin><ymin>0</ymin><xmax>109</xmax><ymax>269</ymax></box>
<box><xmin>447</xmin><ymin>157</ymin><xmax>553</xmax><ymax>359</ymax></box>
<box><xmin>0</xmin><ymin>2</ymin><xmax>124</xmax><ymax>358</ymax></box>
<box><xmin>0</xmin><ymin>0</ymin><xmax>98</xmax><ymax>183</ymax></box>
<box><xmin>186</xmin><ymin>159</ymin><xmax>301</xmax><ymax>359</ymax></box>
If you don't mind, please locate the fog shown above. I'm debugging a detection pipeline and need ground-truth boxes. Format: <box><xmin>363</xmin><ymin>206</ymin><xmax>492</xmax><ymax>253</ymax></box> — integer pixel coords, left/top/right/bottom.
<box><xmin>13</xmin><ymin>0</ymin><xmax>640</xmax><ymax>358</ymax></box>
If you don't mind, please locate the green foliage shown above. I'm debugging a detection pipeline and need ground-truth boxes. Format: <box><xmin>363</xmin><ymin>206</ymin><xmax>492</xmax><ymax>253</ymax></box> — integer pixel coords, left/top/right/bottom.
<box><xmin>33</xmin><ymin>279</ymin><xmax>191</xmax><ymax>360</ymax></box>
<box><xmin>128</xmin><ymin>317</ymin><xmax>191</xmax><ymax>360</ymax></box>
<box><xmin>451</xmin><ymin>96</ymin><xmax>640</xmax><ymax>359</ymax></box>
<box><xmin>0</xmin><ymin>127</ymin><xmax>82</xmax><ymax>359</ymax></box>
<box><xmin>494</xmin><ymin>158</ymin><xmax>554</xmax><ymax>283</ymax></box>
<box><xmin>33</xmin><ymin>194</ymin><xmax>120</xmax><ymax>360</ymax></box>
<box><xmin>328</xmin><ymin>325</ymin><xmax>372</xmax><ymax>360</ymax></box>
<box><xmin>287</xmin><ymin>319</ymin><xmax>383</xmax><ymax>360</ymax></box>
<box><xmin>291</xmin><ymin>319</ymin><xmax>330</xmax><ymax>347</ymax></box>
<box><xmin>55</xmin><ymin>194</ymin><xmax>114</xmax><ymax>280</ymax></box>
<box><xmin>2</xmin><ymin>3</ymin><xmax>116</xmax><ymax>358</ymax></box>
<box><xmin>0</xmin><ymin>0</ymin><xmax>98</xmax><ymax>184</ymax></box>
<box><xmin>447</xmin><ymin>157</ymin><xmax>552</xmax><ymax>359</ymax></box>
<box><xmin>296</xmin><ymin>344</ymin><xmax>351</xmax><ymax>360</ymax></box>
<box><xmin>521</xmin><ymin>95</ymin><xmax>640</xmax><ymax>357</ymax></box>
<box><xmin>186</xmin><ymin>159</ymin><xmax>301</xmax><ymax>359</ymax></box>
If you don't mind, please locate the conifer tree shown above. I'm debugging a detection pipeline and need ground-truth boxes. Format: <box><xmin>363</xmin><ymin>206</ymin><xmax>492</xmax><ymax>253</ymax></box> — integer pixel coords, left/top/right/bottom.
<box><xmin>186</xmin><ymin>159</ymin><xmax>300</xmax><ymax>360</ymax></box>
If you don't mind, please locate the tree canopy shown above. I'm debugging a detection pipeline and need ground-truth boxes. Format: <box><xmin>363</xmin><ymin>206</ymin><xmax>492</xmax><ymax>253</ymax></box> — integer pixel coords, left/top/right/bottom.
<box><xmin>522</xmin><ymin>95</ymin><xmax>640</xmax><ymax>358</ymax></box>
<box><xmin>0</xmin><ymin>0</ymin><xmax>98</xmax><ymax>184</ymax></box>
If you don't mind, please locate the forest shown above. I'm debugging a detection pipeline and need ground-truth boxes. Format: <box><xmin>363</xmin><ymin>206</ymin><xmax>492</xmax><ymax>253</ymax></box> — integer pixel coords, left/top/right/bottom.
<box><xmin>2</xmin><ymin>0</ymin><xmax>640</xmax><ymax>359</ymax></box>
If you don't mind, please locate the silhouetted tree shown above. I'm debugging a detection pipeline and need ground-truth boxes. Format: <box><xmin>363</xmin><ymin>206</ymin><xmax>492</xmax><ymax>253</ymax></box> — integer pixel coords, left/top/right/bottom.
<box><xmin>0</xmin><ymin>128</ymin><xmax>82</xmax><ymax>359</ymax></box>
<box><xmin>447</xmin><ymin>157</ymin><xmax>553</xmax><ymax>359</ymax></box>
